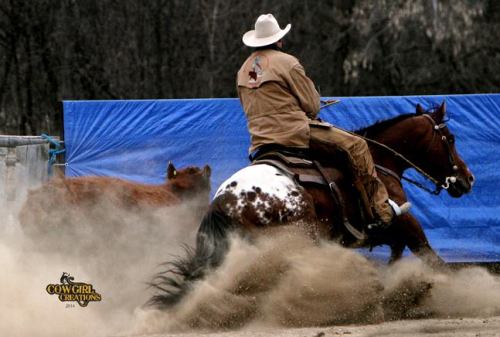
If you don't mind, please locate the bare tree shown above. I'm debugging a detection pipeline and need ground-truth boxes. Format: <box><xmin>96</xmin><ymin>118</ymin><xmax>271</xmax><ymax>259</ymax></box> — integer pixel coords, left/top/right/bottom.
<box><xmin>0</xmin><ymin>0</ymin><xmax>498</xmax><ymax>135</ymax></box>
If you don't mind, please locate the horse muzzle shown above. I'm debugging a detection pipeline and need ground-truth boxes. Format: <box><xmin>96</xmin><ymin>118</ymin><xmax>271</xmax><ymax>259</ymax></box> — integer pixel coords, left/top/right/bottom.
<box><xmin>445</xmin><ymin>173</ymin><xmax>474</xmax><ymax>198</ymax></box>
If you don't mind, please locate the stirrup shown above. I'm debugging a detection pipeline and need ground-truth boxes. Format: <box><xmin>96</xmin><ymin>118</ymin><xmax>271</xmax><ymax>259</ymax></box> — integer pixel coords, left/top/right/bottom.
<box><xmin>367</xmin><ymin>219</ymin><xmax>390</xmax><ymax>232</ymax></box>
<box><xmin>388</xmin><ymin>199</ymin><xmax>411</xmax><ymax>217</ymax></box>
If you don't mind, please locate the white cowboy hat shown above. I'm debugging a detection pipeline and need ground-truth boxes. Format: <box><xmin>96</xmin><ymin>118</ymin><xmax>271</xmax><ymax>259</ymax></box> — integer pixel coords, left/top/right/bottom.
<box><xmin>242</xmin><ymin>14</ymin><xmax>291</xmax><ymax>47</ymax></box>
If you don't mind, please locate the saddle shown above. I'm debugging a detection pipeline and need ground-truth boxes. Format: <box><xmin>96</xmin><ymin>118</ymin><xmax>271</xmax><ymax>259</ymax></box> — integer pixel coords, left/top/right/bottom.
<box><xmin>250</xmin><ymin>144</ymin><xmax>372</xmax><ymax>241</ymax></box>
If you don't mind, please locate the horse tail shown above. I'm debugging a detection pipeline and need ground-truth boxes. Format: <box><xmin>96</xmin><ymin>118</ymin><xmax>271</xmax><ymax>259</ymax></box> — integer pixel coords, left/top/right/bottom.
<box><xmin>147</xmin><ymin>199</ymin><xmax>234</xmax><ymax>309</ymax></box>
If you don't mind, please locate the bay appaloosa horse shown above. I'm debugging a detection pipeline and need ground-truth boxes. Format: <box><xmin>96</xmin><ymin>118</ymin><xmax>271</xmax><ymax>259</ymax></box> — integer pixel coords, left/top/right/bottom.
<box><xmin>19</xmin><ymin>162</ymin><xmax>211</xmax><ymax>236</ymax></box>
<box><xmin>149</xmin><ymin>102</ymin><xmax>474</xmax><ymax>308</ymax></box>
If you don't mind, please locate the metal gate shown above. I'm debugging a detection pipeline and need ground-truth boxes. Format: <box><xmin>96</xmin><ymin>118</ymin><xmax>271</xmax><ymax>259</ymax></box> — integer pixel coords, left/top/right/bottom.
<box><xmin>0</xmin><ymin>136</ymin><xmax>52</xmax><ymax>204</ymax></box>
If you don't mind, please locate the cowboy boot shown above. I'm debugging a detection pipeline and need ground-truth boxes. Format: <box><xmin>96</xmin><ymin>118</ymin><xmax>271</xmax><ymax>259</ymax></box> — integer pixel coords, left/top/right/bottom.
<box><xmin>367</xmin><ymin>199</ymin><xmax>412</xmax><ymax>232</ymax></box>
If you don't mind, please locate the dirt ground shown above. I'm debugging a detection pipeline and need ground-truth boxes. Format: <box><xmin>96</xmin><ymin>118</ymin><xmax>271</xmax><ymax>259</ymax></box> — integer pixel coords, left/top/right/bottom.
<box><xmin>3</xmin><ymin>188</ymin><xmax>500</xmax><ymax>337</ymax></box>
<box><xmin>131</xmin><ymin>316</ymin><xmax>500</xmax><ymax>337</ymax></box>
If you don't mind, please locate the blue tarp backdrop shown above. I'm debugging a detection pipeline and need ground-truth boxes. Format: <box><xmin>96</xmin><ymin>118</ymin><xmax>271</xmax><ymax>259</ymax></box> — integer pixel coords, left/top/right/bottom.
<box><xmin>63</xmin><ymin>94</ymin><xmax>500</xmax><ymax>262</ymax></box>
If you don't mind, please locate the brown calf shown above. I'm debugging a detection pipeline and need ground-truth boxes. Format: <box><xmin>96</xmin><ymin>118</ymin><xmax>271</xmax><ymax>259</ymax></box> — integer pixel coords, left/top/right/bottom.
<box><xmin>19</xmin><ymin>162</ymin><xmax>211</xmax><ymax>236</ymax></box>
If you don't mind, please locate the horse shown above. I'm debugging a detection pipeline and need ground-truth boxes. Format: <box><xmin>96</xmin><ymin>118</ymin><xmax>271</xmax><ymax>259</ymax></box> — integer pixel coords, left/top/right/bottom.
<box><xmin>148</xmin><ymin>102</ymin><xmax>474</xmax><ymax>308</ymax></box>
<box><xmin>19</xmin><ymin>162</ymin><xmax>212</xmax><ymax>237</ymax></box>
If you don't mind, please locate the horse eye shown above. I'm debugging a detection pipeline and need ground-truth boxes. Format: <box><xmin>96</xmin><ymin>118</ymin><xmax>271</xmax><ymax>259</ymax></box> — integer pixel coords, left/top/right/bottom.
<box><xmin>448</xmin><ymin>135</ymin><xmax>455</xmax><ymax>144</ymax></box>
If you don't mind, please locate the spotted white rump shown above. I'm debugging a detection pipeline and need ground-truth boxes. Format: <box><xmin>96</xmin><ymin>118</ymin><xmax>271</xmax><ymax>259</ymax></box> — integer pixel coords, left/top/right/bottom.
<box><xmin>215</xmin><ymin>164</ymin><xmax>308</xmax><ymax>225</ymax></box>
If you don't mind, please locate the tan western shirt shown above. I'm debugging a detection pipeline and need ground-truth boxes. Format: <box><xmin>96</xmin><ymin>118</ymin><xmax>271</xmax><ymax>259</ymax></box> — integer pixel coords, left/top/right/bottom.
<box><xmin>237</xmin><ymin>49</ymin><xmax>320</xmax><ymax>153</ymax></box>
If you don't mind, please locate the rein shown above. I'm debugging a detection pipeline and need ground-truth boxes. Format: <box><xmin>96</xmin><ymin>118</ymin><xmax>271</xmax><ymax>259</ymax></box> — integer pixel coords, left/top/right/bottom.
<box><xmin>375</xmin><ymin>164</ymin><xmax>442</xmax><ymax>195</ymax></box>
<box><xmin>356</xmin><ymin>130</ymin><xmax>445</xmax><ymax>195</ymax></box>
<box><xmin>318</xmin><ymin>110</ymin><xmax>455</xmax><ymax>195</ymax></box>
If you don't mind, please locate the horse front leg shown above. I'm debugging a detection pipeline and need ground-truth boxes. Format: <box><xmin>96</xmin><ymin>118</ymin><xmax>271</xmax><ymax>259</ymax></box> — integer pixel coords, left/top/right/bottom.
<box><xmin>393</xmin><ymin>213</ymin><xmax>446</xmax><ymax>269</ymax></box>
<box><xmin>388</xmin><ymin>242</ymin><xmax>405</xmax><ymax>264</ymax></box>
<box><xmin>377</xmin><ymin>175</ymin><xmax>445</xmax><ymax>268</ymax></box>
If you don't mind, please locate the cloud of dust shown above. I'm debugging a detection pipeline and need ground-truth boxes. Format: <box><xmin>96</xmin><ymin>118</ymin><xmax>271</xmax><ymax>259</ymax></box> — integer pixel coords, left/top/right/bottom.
<box><xmin>382</xmin><ymin>259</ymin><xmax>500</xmax><ymax>319</ymax></box>
<box><xmin>134</xmin><ymin>228</ymin><xmax>385</xmax><ymax>333</ymax></box>
<box><xmin>0</xmin><ymin>185</ymin><xmax>204</xmax><ymax>337</ymax></box>
<box><xmin>3</xmin><ymin>176</ymin><xmax>500</xmax><ymax>337</ymax></box>
<box><xmin>134</xmin><ymin>228</ymin><xmax>500</xmax><ymax>334</ymax></box>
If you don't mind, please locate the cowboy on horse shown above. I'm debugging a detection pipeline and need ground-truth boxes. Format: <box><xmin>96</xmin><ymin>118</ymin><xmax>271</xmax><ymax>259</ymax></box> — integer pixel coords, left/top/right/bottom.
<box><xmin>147</xmin><ymin>13</ymin><xmax>474</xmax><ymax>310</ymax></box>
<box><xmin>237</xmin><ymin>14</ymin><xmax>411</xmax><ymax>234</ymax></box>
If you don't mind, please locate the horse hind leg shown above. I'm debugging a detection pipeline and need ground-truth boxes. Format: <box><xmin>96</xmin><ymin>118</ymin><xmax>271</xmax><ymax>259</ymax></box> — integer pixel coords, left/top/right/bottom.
<box><xmin>293</xmin><ymin>190</ymin><xmax>324</xmax><ymax>243</ymax></box>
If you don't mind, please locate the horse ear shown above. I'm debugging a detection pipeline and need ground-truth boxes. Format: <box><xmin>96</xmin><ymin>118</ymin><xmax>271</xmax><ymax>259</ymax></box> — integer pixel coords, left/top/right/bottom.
<box><xmin>167</xmin><ymin>162</ymin><xmax>177</xmax><ymax>179</ymax></box>
<box><xmin>415</xmin><ymin>103</ymin><xmax>425</xmax><ymax>115</ymax></box>
<box><xmin>433</xmin><ymin>101</ymin><xmax>446</xmax><ymax>123</ymax></box>
<box><xmin>202</xmin><ymin>165</ymin><xmax>211</xmax><ymax>179</ymax></box>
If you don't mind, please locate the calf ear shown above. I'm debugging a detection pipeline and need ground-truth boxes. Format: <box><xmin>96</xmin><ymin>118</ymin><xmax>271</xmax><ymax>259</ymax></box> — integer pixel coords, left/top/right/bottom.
<box><xmin>416</xmin><ymin>103</ymin><xmax>425</xmax><ymax>115</ymax></box>
<box><xmin>203</xmin><ymin>165</ymin><xmax>211</xmax><ymax>178</ymax></box>
<box><xmin>167</xmin><ymin>162</ymin><xmax>177</xmax><ymax>179</ymax></box>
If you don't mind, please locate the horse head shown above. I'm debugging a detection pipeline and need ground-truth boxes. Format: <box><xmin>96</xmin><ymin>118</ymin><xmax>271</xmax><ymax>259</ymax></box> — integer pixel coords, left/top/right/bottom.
<box><xmin>414</xmin><ymin>102</ymin><xmax>474</xmax><ymax>197</ymax></box>
<box><xmin>166</xmin><ymin>162</ymin><xmax>212</xmax><ymax>200</ymax></box>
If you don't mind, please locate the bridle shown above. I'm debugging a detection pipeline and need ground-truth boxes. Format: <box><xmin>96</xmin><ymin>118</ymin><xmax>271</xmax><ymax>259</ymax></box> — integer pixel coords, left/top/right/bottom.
<box><xmin>362</xmin><ymin>112</ymin><xmax>460</xmax><ymax>195</ymax></box>
<box><xmin>420</xmin><ymin>113</ymin><xmax>460</xmax><ymax>191</ymax></box>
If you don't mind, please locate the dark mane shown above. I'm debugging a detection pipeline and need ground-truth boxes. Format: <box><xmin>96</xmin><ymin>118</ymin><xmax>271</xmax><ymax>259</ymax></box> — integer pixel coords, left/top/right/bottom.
<box><xmin>354</xmin><ymin>113</ymin><xmax>417</xmax><ymax>137</ymax></box>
